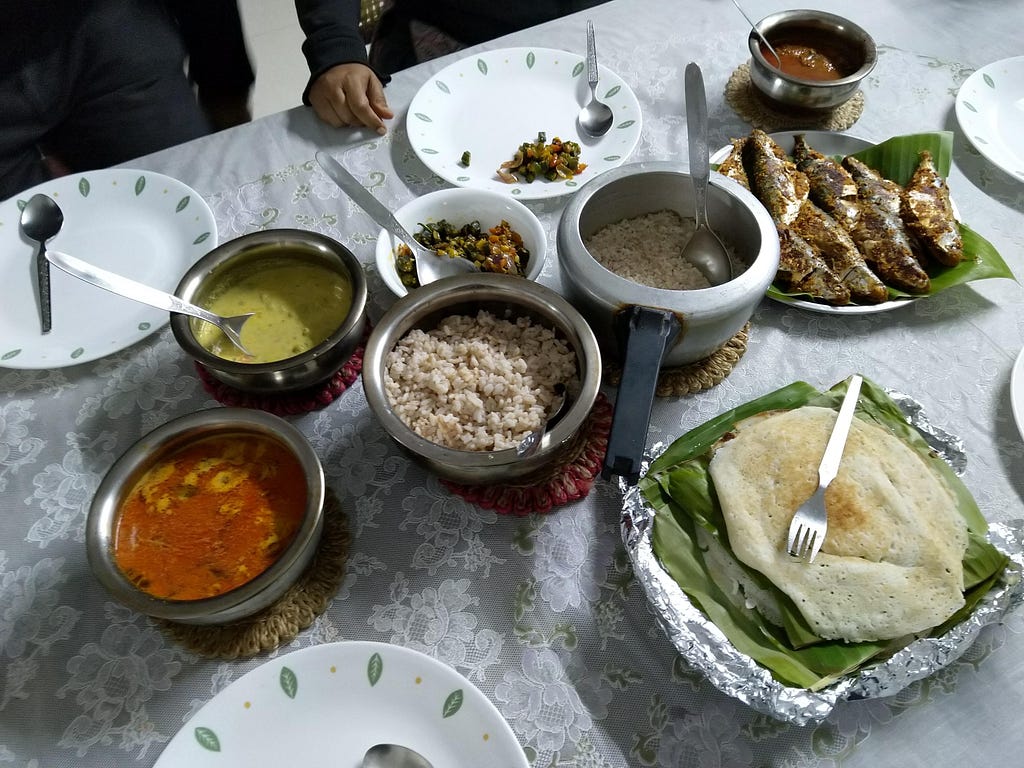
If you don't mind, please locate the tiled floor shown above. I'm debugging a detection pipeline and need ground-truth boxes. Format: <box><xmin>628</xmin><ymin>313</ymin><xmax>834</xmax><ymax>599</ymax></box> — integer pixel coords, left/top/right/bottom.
<box><xmin>237</xmin><ymin>0</ymin><xmax>311</xmax><ymax>119</ymax></box>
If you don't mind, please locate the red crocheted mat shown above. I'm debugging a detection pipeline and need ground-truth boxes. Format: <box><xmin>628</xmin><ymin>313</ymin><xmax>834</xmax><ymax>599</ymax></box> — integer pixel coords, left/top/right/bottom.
<box><xmin>196</xmin><ymin>343</ymin><xmax>364</xmax><ymax>416</ymax></box>
<box><xmin>441</xmin><ymin>393</ymin><xmax>612</xmax><ymax>516</ymax></box>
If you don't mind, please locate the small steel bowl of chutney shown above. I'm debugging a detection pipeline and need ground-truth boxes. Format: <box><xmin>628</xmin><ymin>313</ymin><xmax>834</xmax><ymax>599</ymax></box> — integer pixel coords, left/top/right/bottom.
<box><xmin>748</xmin><ymin>9</ymin><xmax>877</xmax><ymax>111</ymax></box>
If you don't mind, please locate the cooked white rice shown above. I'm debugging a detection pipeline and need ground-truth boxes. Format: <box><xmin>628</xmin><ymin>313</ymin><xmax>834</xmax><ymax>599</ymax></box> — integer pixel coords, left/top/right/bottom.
<box><xmin>585</xmin><ymin>209</ymin><xmax>712</xmax><ymax>290</ymax></box>
<box><xmin>384</xmin><ymin>309</ymin><xmax>578</xmax><ymax>451</ymax></box>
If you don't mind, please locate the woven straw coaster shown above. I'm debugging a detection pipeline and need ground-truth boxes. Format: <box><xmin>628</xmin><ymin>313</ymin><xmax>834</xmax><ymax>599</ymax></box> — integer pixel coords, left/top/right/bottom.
<box><xmin>196</xmin><ymin>341</ymin><xmax>364</xmax><ymax>416</ymax></box>
<box><xmin>159</xmin><ymin>492</ymin><xmax>350</xmax><ymax>659</ymax></box>
<box><xmin>725</xmin><ymin>62</ymin><xmax>864</xmax><ymax>132</ymax></box>
<box><xmin>442</xmin><ymin>393</ymin><xmax>613</xmax><ymax>516</ymax></box>
<box><xmin>606</xmin><ymin>323</ymin><xmax>750</xmax><ymax>397</ymax></box>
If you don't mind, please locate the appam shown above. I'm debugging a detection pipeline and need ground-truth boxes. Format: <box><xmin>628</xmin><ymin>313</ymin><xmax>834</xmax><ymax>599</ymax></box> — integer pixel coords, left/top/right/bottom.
<box><xmin>708</xmin><ymin>405</ymin><xmax>968</xmax><ymax>642</ymax></box>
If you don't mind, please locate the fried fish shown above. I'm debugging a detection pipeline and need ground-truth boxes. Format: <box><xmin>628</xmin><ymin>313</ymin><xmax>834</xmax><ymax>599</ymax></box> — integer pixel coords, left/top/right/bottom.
<box><xmin>902</xmin><ymin>150</ymin><xmax>964</xmax><ymax>266</ymax></box>
<box><xmin>717</xmin><ymin>137</ymin><xmax>750</xmax><ymax>190</ymax></box>
<box><xmin>745</xmin><ymin>130</ymin><xmax>886</xmax><ymax>304</ymax></box>
<box><xmin>746</xmin><ymin>129</ymin><xmax>809</xmax><ymax>226</ymax></box>
<box><xmin>843</xmin><ymin>156</ymin><xmax>931</xmax><ymax>294</ymax></box>
<box><xmin>776</xmin><ymin>229</ymin><xmax>851</xmax><ymax>305</ymax></box>
<box><xmin>792</xmin><ymin>201</ymin><xmax>889</xmax><ymax>304</ymax></box>
<box><xmin>792</xmin><ymin>134</ymin><xmax>860</xmax><ymax>232</ymax></box>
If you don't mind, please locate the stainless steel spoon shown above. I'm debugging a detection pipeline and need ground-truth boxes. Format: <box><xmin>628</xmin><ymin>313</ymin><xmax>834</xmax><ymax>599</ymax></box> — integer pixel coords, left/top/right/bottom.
<box><xmin>577</xmin><ymin>20</ymin><xmax>614</xmax><ymax>138</ymax></box>
<box><xmin>315</xmin><ymin>151</ymin><xmax>477</xmax><ymax>287</ymax></box>
<box><xmin>362</xmin><ymin>743</ymin><xmax>433</xmax><ymax>768</ymax></box>
<box><xmin>730</xmin><ymin>0</ymin><xmax>781</xmax><ymax>67</ymax></box>
<box><xmin>680</xmin><ymin>62</ymin><xmax>733</xmax><ymax>287</ymax></box>
<box><xmin>20</xmin><ymin>194</ymin><xmax>64</xmax><ymax>334</ymax></box>
<box><xmin>46</xmin><ymin>250</ymin><xmax>255</xmax><ymax>356</ymax></box>
<box><xmin>516</xmin><ymin>383</ymin><xmax>568</xmax><ymax>458</ymax></box>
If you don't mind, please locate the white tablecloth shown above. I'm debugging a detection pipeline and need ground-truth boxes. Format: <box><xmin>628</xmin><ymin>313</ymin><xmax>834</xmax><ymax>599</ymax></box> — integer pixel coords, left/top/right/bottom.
<box><xmin>3</xmin><ymin>1</ymin><xmax>1024</xmax><ymax>766</ymax></box>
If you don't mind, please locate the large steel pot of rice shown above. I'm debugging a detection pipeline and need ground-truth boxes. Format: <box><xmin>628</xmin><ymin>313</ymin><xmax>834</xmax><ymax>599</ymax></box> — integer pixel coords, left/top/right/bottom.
<box><xmin>556</xmin><ymin>161</ymin><xmax>779</xmax><ymax>482</ymax></box>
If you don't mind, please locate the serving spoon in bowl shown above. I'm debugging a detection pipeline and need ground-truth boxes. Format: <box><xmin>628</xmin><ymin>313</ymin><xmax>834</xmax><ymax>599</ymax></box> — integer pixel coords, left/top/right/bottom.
<box><xmin>680</xmin><ymin>62</ymin><xmax>733</xmax><ymax>287</ymax></box>
<box><xmin>316</xmin><ymin>151</ymin><xmax>477</xmax><ymax>286</ymax></box>
<box><xmin>516</xmin><ymin>383</ymin><xmax>569</xmax><ymax>458</ymax></box>
<box><xmin>730</xmin><ymin>0</ymin><xmax>781</xmax><ymax>67</ymax></box>
<box><xmin>46</xmin><ymin>249</ymin><xmax>255</xmax><ymax>357</ymax></box>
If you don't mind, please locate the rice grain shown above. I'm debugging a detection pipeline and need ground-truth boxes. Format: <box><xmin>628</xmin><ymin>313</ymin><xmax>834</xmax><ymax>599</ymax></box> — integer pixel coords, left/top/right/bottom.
<box><xmin>585</xmin><ymin>209</ymin><xmax>713</xmax><ymax>290</ymax></box>
<box><xmin>384</xmin><ymin>310</ymin><xmax>578</xmax><ymax>451</ymax></box>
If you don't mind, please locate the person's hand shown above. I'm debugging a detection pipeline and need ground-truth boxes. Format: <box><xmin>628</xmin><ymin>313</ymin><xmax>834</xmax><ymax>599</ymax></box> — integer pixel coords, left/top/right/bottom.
<box><xmin>308</xmin><ymin>63</ymin><xmax>393</xmax><ymax>134</ymax></box>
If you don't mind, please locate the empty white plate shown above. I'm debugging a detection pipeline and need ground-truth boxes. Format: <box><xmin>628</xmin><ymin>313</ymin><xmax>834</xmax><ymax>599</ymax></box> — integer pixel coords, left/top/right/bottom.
<box><xmin>956</xmin><ymin>56</ymin><xmax>1024</xmax><ymax>181</ymax></box>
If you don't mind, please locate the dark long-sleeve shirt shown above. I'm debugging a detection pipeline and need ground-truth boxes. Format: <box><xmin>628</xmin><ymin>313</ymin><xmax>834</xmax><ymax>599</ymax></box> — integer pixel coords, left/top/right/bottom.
<box><xmin>295</xmin><ymin>0</ymin><xmax>606</xmax><ymax>98</ymax></box>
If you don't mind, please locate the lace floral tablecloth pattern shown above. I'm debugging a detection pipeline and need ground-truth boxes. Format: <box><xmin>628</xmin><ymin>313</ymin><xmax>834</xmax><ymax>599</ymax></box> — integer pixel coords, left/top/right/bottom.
<box><xmin>2</xmin><ymin>2</ymin><xmax>1024</xmax><ymax>767</ymax></box>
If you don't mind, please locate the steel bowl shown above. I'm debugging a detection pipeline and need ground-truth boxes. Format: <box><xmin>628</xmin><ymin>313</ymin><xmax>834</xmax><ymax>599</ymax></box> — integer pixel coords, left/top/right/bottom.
<box><xmin>86</xmin><ymin>408</ymin><xmax>325</xmax><ymax>625</ymax></box>
<box><xmin>748</xmin><ymin>9</ymin><xmax>877</xmax><ymax>111</ymax></box>
<box><xmin>171</xmin><ymin>229</ymin><xmax>368</xmax><ymax>393</ymax></box>
<box><xmin>557</xmin><ymin>161</ymin><xmax>779</xmax><ymax>368</ymax></box>
<box><xmin>362</xmin><ymin>273</ymin><xmax>602</xmax><ymax>485</ymax></box>
<box><xmin>374</xmin><ymin>187</ymin><xmax>548</xmax><ymax>298</ymax></box>
<box><xmin>557</xmin><ymin>161</ymin><xmax>779</xmax><ymax>482</ymax></box>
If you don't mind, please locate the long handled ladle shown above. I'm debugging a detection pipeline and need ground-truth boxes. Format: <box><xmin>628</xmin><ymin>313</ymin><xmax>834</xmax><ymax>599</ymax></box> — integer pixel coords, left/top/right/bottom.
<box><xmin>730</xmin><ymin>0</ymin><xmax>782</xmax><ymax>67</ymax></box>
<box><xmin>680</xmin><ymin>63</ymin><xmax>733</xmax><ymax>286</ymax></box>
<box><xmin>316</xmin><ymin>151</ymin><xmax>477</xmax><ymax>286</ymax></box>
<box><xmin>46</xmin><ymin>250</ymin><xmax>255</xmax><ymax>357</ymax></box>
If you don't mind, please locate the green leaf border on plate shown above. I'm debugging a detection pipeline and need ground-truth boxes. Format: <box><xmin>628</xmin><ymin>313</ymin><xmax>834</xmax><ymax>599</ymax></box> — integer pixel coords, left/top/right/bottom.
<box><xmin>280</xmin><ymin>666</ymin><xmax>298</xmax><ymax>699</ymax></box>
<box><xmin>442</xmin><ymin>689</ymin><xmax>464</xmax><ymax>718</ymax></box>
<box><xmin>367</xmin><ymin>652</ymin><xmax>383</xmax><ymax>686</ymax></box>
<box><xmin>194</xmin><ymin>726</ymin><xmax>221</xmax><ymax>752</ymax></box>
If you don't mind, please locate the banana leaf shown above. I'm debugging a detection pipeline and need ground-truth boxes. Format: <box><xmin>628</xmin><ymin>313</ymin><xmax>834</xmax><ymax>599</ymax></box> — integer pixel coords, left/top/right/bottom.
<box><xmin>764</xmin><ymin>131</ymin><xmax>1016</xmax><ymax>305</ymax></box>
<box><xmin>851</xmin><ymin>131</ymin><xmax>954</xmax><ymax>185</ymax></box>
<box><xmin>639</xmin><ymin>377</ymin><xmax>1009</xmax><ymax>690</ymax></box>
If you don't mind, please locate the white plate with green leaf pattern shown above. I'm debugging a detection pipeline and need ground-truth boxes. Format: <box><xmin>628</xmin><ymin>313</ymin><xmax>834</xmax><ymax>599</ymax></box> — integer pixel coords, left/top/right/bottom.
<box><xmin>153</xmin><ymin>641</ymin><xmax>529</xmax><ymax>768</ymax></box>
<box><xmin>956</xmin><ymin>56</ymin><xmax>1024</xmax><ymax>181</ymax></box>
<box><xmin>0</xmin><ymin>169</ymin><xmax>216</xmax><ymax>369</ymax></box>
<box><xmin>1011</xmin><ymin>346</ymin><xmax>1024</xmax><ymax>441</ymax></box>
<box><xmin>406</xmin><ymin>46</ymin><xmax>642</xmax><ymax>200</ymax></box>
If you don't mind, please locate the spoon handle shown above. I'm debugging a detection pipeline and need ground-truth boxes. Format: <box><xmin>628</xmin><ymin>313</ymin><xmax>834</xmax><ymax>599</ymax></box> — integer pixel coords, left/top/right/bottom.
<box><xmin>316</xmin><ymin>151</ymin><xmax>417</xmax><ymax>247</ymax></box>
<box><xmin>730</xmin><ymin>0</ymin><xmax>781</xmax><ymax>65</ymax></box>
<box><xmin>684</xmin><ymin>62</ymin><xmax>710</xmax><ymax>229</ymax></box>
<box><xmin>36</xmin><ymin>243</ymin><xmax>52</xmax><ymax>334</ymax></box>
<box><xmin>46</xmin><ymin>250</ymin><xmax>223</xmax><ymax>325</ymax></box>
<box><xmin>586</xmin><ymin>20</ymin><xmax>599</xmax><ymax>88</ymax></box>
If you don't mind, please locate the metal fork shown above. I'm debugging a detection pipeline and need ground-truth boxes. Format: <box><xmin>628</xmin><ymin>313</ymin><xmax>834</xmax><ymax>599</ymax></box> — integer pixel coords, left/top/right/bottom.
<box><xmin>786</xmin><ymin>374</ymin><xmax>863</xmax><ymax>562</ymax></box>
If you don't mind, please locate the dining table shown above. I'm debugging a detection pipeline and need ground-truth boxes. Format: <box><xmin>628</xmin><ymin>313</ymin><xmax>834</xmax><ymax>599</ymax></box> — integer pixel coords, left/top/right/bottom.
<box><xmin>3</xmin><ymin>0</ymin><xmax>1024</xmax><ymax>765</ymax></box>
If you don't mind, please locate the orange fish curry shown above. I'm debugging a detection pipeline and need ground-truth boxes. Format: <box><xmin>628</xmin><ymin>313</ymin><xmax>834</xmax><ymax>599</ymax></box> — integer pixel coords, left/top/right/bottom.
<box><xmin>113</xmin><ymin>434</ymin><xmax>307</xmax><ymax>601</ymax></box>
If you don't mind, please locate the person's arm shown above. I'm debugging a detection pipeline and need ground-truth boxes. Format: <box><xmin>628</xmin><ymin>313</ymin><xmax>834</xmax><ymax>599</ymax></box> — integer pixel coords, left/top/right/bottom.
<box><xmin>295</xmin><ymin>0</ymin><xmax>394</xmax><ymax>133</ymax></box>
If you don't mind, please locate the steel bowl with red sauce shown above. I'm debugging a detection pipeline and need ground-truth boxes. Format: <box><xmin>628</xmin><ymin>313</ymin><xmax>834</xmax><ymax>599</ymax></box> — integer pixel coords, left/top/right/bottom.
<box><xmin>747</xmin><ymin>9</ymin><xmax>877</xmax><ymax>110</ymax></box>
<box><xmin>86</xmin><ymin>408</ymin><xmax>325</xmax><ymax>625</ymax></box>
